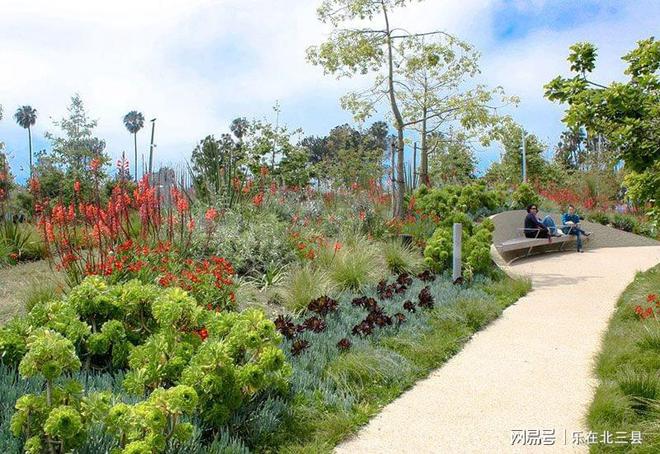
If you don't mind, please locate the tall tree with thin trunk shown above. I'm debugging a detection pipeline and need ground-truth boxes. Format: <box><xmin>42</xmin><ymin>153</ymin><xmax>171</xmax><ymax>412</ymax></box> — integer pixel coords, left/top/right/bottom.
<box><xmin>14</xmin><ymin>105</ymin><xmax>37</xmax><ymax>177</ymax></box>
<box><xmin>398</xmin><ymin>36</ymin><xmax>517</xmax><ymax>186</ymax></box>
<box><xmin>307</xmin><ymin>0</ymin><xmax>446</xmax><ymax>218</ymax></box>
<box><xmin>123</xmin><ymin>111</ymin><xmax>145</xmax><ymax>182</ymax></box>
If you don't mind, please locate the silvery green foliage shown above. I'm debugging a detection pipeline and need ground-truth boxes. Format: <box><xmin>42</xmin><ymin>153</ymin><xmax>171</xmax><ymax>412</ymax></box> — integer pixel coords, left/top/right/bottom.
<box><xmin>281</xmin><ymin>272</ymin><xmax>495</xmax><ymax>412</ymax></box>
<box><xmin>197</xmin><ymin>209</ymin><xmax>296</xmax><ymax>275</ymax></box>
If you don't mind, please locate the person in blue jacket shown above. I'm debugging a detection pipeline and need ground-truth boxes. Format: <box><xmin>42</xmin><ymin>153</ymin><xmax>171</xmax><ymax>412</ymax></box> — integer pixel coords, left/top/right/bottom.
<box><xmin>524</xmin><ymin>204</ymin><xmax>559</xmax><ymax>238</ymax></box>
<box><xmin>561</xmin><ymin>204</ymin><xmax>591</xmax><ymax>252</ymax></box>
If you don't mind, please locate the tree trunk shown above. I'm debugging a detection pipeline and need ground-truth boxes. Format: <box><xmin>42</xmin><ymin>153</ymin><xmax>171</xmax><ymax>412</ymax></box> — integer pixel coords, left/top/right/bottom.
<box><xmin>420</xmin><ymin>110</ymin><xmax>430</xmax><ymax>186</ymax></box>
<box><xmin>134</xmin><ymin>133</ymin><xmax>138</xmax><ymax>182</ymax></box>
<box><xmin>382</xmin><ymin>2</ymin><xmax>406</xmax><ymax>218</ymax></box>
<box><xmin>28</xmin><ymin>126</ymin><xmax>33</xmax><ymax>178</ymax></box>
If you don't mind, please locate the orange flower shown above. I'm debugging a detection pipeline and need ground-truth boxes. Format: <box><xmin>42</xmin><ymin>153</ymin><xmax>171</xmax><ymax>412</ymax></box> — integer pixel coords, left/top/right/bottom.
<box><xmin>90</xmin><ymin>158</ymin><xmax>101</xmax><ymax>172</ymax></box>
<box><xmin>205</xmin><ymin>207</ymin><xmax>219</xmax><ymax>221</ymax></box>
<box><xmin>252</xmin><ymin>192</ymin><xmax>264</xmax><ymax>207</ymax></box>
<box><xmin>333</xmin><ymin>241</ymin><xmax>342</xmax><ymax>253</ymax></box>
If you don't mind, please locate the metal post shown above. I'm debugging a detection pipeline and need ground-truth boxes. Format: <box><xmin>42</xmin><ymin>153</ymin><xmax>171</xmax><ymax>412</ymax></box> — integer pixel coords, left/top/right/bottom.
<box><xmin>413</xmin><ymin>142</ymin><xmax>417</xmax><ymax>189</ymax></box>
<box><xmin>521</xmin><ymin>129</ymin><xmax>527</xmax><ymax>183</ymax></box>
<box><xmin>148</xmin><ymin>118</ymin><xmax>156</xmax><ymax>175</ymax></box>
<box><xmin>452</xmin><ymin>223</ymin><xmax>462</xmax><ymax>283</ymax></box>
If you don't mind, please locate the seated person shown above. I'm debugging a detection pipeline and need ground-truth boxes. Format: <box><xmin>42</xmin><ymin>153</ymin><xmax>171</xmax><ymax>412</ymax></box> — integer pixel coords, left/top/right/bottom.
<box><xmin>524</xmin><ymin>204</ymin><xmax>559</xmax><ymax>238</ymax></box>
<box><xmin>561</xmin><ymin>204</ymin><xmax>591</xmax><ymax>252</ymax></box>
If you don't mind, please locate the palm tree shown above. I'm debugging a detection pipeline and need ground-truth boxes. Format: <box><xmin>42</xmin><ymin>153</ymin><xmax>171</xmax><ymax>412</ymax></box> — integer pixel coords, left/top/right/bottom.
<box><xmin>14</xmin><ymin>106</ymin><xmax>37</xmax><ymax>177</ymax></box>
<box><xmin>123</xmin><ymin>111</ymin><xmax>145</xmax><ymax>182</ymax></box>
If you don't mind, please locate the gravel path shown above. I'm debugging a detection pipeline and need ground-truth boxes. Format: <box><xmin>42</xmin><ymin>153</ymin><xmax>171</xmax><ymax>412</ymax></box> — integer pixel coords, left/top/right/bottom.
<box><xmin>336</xmin><ymin>246</ymin><xmax>660</xmax><ymax>453</ymax></box>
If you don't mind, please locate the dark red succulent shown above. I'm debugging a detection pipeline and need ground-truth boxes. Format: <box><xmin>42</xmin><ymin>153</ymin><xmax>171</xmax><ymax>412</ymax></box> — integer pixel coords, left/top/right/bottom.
<box><xmin>397</xmin><ymin>273</ymin><xmax>413</xmax><ymax>287</ymax></box>
<box><xmin>403</xmin><ymin>300</ymin><xmax>416</xmax><ymax>313</ymax></box>
<box><xmin>417</xmin><ymin>270</ymin><xmax>436</xmax><ymax>282</ymax></box>
<box><xmin>366</xmin><ymin>308</ymin><xmax>391</xmax><ymax>327</ymax></box>
<box><xmin>302</xmin><ymin>316</ymin><xmax>327</xmax><ymax>333</ymax></box>
<box><xmin>307</xmin><ymin>295</ymin><xmax>339</xmax><ymax>316</ymax></box>
<box><xmin>418</xmin><ymin>286</ymin><xmax>434</xmax><ymax>309</ymax></box>
<box><xmin>352</xmin><ymin>296</ymin><xmax>379</xmax><ymax>311</ymax></box>
<box><xmin>274</xmin><ymin>315</ymin><xmax>297</xmax><ymax>340</ymax></box>
<box><xmin>394</xmin><ymin>312</ymin><xmax>406</xmax><ymax>324</ymax></box>
<box><xmin>337</xmin><ymin>338</ymin><xmax>352</xmax><ymax>352</ymax></box>
<box><xmin>352</xmin><ymin>320</ymin><xmax>374</xmax><ymax>336</ymax></box>
<box><xmin>291</xmin><ymin>339</ymin><xmax>310</xmax><ymax>356</ymax></box>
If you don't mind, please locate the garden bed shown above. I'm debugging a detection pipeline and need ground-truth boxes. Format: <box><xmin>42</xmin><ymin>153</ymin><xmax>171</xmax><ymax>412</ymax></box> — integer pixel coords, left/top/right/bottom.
<box><xmin>587</xmin><ymin>264</ymin><xmax>660</xmax><ymax>453</ymax></box>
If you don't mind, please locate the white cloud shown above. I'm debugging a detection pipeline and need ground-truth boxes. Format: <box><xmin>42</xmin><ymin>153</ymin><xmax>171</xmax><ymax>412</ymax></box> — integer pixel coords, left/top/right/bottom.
<box><xmin>0</xmin><ymin>0</ymin><xmax>658</xmax><ymax>178</ymax></box>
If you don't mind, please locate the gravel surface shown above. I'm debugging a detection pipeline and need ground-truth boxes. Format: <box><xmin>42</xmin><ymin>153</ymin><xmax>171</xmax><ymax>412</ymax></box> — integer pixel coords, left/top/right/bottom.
<box><xmin>336</xmin><ymin>246</ymin><xmax>660</xmax><ymax>453</ymax></box>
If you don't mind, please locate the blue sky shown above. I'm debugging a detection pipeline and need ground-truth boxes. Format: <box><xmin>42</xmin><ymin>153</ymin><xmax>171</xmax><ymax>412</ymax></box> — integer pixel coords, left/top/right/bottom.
<box><xmin>0</xmin><ymin>0</ymin><xmax>658</xmax><ymax>183</ymax></box>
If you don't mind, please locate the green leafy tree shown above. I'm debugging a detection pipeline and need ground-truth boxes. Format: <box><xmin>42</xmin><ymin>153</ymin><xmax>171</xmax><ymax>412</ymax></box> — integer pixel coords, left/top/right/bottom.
<box><xmin>45</xmin><ymin>94</ymin><xmax>108</xmax><ymax>174</ymax></box>
<box><xmin>313</xmin><ymin>121</ymin><xmax>389</xmax><ymax>188</ymax></box>
<box><xmin>398</xmin><ymin>35</ymin><xmax>516</xmax><ymax>186</ymax></box>
<box><xmin>123</xmin><ymin>111</ymin><xmax>145</xmax><ymax>182</ymax></box>
<box><xmin>14</xmin><ymin>105</ymin><xmax>38</xmax><ymax>177</ymax></box>
<box><xmin>35</xmin><ymin>94</ymin><xmax>109</xmax><ymax>202</ymax></box>
<box><xmin>545</xmin><ymin>38</ymin><xmax>659</xmax><ymax>173</ymax></box>
<box><xmin>307</xmin><ymin>0</ymin><xmax>448</xmax><ymax>218</ymax></box>
<box><xmin>484</xmin><ymin>120</ymin><xmax>562</xmax><ymax>186</ymax></box>
<box><xmin>428</xmin><ymin>130</ymin><xmax>477</xmax><ymax>185</ymax></box>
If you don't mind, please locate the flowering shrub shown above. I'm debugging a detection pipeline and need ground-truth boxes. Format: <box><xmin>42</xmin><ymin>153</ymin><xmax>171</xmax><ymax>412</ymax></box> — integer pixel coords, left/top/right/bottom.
<box><xmin>31</xmin><ymin>171</ymin><xmax>195</xmax><ymax>285</ymax></box>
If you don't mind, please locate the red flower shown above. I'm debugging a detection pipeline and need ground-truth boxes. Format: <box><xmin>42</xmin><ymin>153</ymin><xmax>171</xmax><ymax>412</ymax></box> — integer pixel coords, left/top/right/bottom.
<box><xmin>252</xmin><ymin>192</ymin><xmax>264</xmax><ymax>207</ymax></box>
<box><xmin>643</xmin><ymin>307</ymin><xmax>654</xmax><ymax>319</ymax></box>
<box><xmin>28</xmin><ymin>177</ymin><xmax>41</xmax><ymax>193</ymax></box>
<box><xmin>205</xmin><ymin>207</ymin><xmax>219</xmax><ymax>221</ymax></box>
<box><xmin>90</xmin><ymin>158</ymin><xmax>101</xmax><ymax>172</ymax></box>
<box><xmin>647</xmin><ymin>294</ymin><xmax>657</xmax><ymax>303</ymax></box>
<box><xmin>74</xmin><ymin>180</ymin><xmax>81</xmax><ymax>192</ymax></box>
<box><xmin>359</xmin><ymin>211</ymin><xmax>366</xmax><ymax>221</ymax></box>
<box><xmin>333</xmin><ymin>241</ymin><xmax>342</xmax><ymax>253</ymax></box>
<box><xmin>635</xmin><ymin>305</ymin><xmax>644</xmax><ymax>315</ymax></box>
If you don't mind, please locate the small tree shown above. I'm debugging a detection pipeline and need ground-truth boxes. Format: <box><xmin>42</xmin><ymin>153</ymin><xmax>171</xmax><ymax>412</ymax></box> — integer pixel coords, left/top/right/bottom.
<box><xmin>307</xmin><ymin>0</ymin><xmax>448</xmax><ymax>218</ymax></box>
<box><xmin>14</xmin><ymin>105</ymin><xmax>38</xmax><ymax>177</ymax></box>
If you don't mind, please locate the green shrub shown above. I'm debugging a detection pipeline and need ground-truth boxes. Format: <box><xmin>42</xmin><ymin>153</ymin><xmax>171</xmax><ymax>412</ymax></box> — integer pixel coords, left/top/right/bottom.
<box><xmin>415</xmin><ymin>182</ymin><xmax>502</xmax><ymax>218</ymax></box>
<box><xmin>277</xmin><ymin>264</ymin><xmax>335</xmax><ymax>312</ymax></box>
<box><xmin>510</xmin><ymin>183</ymin><xmax>540</xmax><ymax>209</ymax></box>
<box><xmin>612</xmin><ymin>213</ymin><xmax>639</xmax><ymax>232</ymax></box>
<box><xmin>587</xmin><ymin>211</ymin><xmax>611</xmax><ymax>225</ymax></box>
<box><xmin>328</xmin><ymin>236</ymin><xmax>385</xmax><ymax>291</ymax></box>
<box><xmin>381</xmin><ymin>239</ymin><xmax>425</xmax><ymax>275</ymax></box>
<box><xmin>424</xmin><ymin>219</ymin><xmax>494</xmax><ymax>277</ymax></box>
<box><xmin>197</xmin><ymin>208</ymin><xmax>296</xmax><ymax>275</ymax></box>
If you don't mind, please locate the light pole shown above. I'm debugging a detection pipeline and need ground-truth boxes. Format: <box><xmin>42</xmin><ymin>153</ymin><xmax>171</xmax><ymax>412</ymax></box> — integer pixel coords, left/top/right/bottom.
<box><xmin>521</xmin><ymin>128</ymin><xmax>527</xmax><ymax>183</ymax></box>
<box><xmin>148</xmin><ymin>118</ymin><xmax>156</xmax><ymax>175</ymax></box>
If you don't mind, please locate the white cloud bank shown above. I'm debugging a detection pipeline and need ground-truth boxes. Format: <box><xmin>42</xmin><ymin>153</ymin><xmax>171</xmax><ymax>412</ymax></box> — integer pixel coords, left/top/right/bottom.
<box><xmin>0</xmin><ymin>0</ymin><xmax>658</xmax><ymax>178</ymax></box>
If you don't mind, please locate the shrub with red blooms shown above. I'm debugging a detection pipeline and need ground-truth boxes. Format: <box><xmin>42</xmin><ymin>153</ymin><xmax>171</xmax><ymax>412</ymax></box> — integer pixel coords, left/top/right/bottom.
<box><xmin>634</xmin><ymin>294</ymin><xmax>659</xmax><ymax>321</ymax></box>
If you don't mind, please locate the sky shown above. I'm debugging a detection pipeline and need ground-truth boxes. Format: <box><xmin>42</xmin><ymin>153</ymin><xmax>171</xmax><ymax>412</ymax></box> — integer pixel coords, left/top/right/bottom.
<box><xmin>0</xmin><ymin>0</ymin><xmax>658</xmax><ymax>182</ymax></box>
